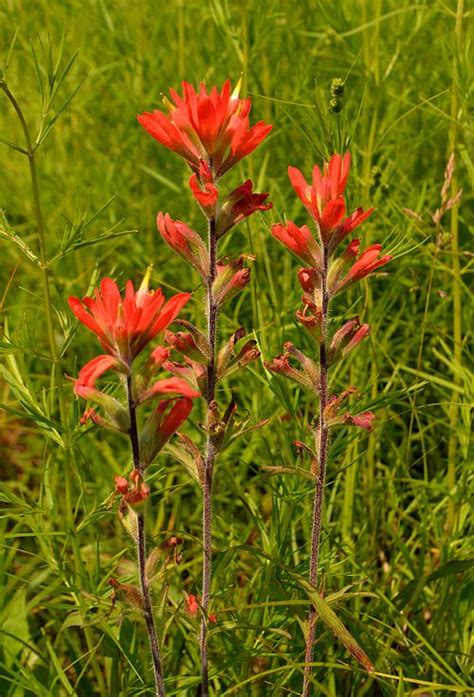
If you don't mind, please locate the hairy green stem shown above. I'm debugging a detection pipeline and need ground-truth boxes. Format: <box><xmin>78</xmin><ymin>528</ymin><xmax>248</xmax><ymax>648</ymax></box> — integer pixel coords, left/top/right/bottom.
<box><xmin>302</xmin><ymin>245</ymin><xmax>330</xmax><ymax>697</ymax></box>
<box><xmin>200</xmin><ymin>216</ymin><xmax>218</xmax><ymax>696</ymax></box>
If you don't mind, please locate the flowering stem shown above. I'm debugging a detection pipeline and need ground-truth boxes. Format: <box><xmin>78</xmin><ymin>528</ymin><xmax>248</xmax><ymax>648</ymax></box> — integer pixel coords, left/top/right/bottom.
<box><xmin>126</xmin><ymin>374</ymin><xmax>166</xmax><ymax>697</ymax></box>
<box><xmin>302</xmin><ymin>245</ymin><xmax>330</xmax><ymax>697</ymax></box>
<box><xmin>200</xmin><ymin>216</ymin><xmax>218</xmax><ymax>696</ymax></box>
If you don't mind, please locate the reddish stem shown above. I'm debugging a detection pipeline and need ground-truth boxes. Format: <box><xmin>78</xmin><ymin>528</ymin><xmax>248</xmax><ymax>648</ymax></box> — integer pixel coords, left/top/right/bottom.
<box><xmin>127</xmin><ymin>375</ymin><xmax>166</xmax><ymax>697</ymax></box>
<box><xmin>200</xmin><ymin>216</ymin><xmax>218</xmax><ymax>696</ymax></box>
<box><xmin>302</xmin><ymin>245</ymin><xmax>330</xmax><ymax>696</ymax></box>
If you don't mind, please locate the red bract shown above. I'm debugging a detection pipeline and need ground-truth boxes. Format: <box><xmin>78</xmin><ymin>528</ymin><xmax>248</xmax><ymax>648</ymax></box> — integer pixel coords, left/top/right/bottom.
<box><xmin>213</xmin><ymin>257</ymin><xmax>252</xmax><ymax>305</ymax></box>
<box><xmin>288</xmin><ymin>154</ymin><xmax>373</xmax><ymax>249</ymax></box>
<box><xmin>137</xmin><ymin>376</ymin><xmax>200</xmax><ymax>405</ymax></box>
<box><xmin>329</xmin><ymin>319</ymin><xmax>370</xmax><ymax>363</ymax></box>
<box><xmin>217</xmin><ymin>180</ymin><xmax>272</xmax><ymax>237</ymax></box>
<box><xmin>73</xmin><ymin>354</ymin><xmax>121</xmax><ymax>399</ymax></box>
<box><xmin>271</xmin><ymin>221</ymin><xmax>322</xmax><ymax>267</ymax></box>
<box><xmin>137</xmin><ymin>79</ymin><xmax>272</xmax><ymax>177</ymax></box>
<box><xmin>332</xmin><ymin>244</ymin><xmax>392</xmax><ymax>293</ymax></box>
<box><xmin>186</xmin><ymin>594</ymin><xmax>199</xmax><ymax>616</ymax></box>
<box><xmin>189</xmin><ymin>160</ymin><xmax>219</xmax><ymax>217</ymax></box>
<box><xmin>140</xmin><ymin>397</ymin><xmax>195</xmax><ymax>466</ymax></box>
<box><xmin>69</xmin><ymin>274</ymin><xmax>190</xmax><ymax>363</ymax></box>
<box><xmin>114</xmin><ymin>470</ymin><xmax>150</xmax><ymax>506</ymax></box>
<box><xmin>156</xmin><ymin>213</ymin><xmax>209</xmax><ymax>277</ymax></box>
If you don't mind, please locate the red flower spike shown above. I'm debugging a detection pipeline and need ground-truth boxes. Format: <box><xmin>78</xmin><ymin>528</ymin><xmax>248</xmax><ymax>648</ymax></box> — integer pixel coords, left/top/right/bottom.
<box><xmin>69</xmin><ymin>272</ymin><xmax>190</xmax><ymax>363</ymax></box>
<box><xmin>157</xmin><ymin>212</ymin><xmax>209</xmax><ymax>277</ymax></box>
<box><xmin>271</xmin><ymin>221</ymin><xmax>322</xmax><ymax>267</ymax></box>
<box><xmin>288</xmin><ymin>155</ymin><xmax>373</xmax><ymax>250</ymax></box>
<box><xmin>217</xmin><ymin>180</ymin><xmax>272</xmax><ymax>237</ymax></box>
<box><xmin>138</xmin><ymin>79</ymin><xmax>272</xmax><ymax>177</ymax></box>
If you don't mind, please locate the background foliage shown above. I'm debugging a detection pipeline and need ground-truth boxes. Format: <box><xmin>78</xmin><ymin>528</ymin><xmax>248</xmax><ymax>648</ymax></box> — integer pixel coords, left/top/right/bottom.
<box><xmin>0</xmin><ymin>0</ymin><xmax>472</xmax><ymax>695</ymax></box>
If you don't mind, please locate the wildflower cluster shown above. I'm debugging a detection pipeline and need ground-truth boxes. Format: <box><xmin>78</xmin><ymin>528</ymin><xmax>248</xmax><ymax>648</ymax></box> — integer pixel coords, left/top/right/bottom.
<box><xmin>69</xmin><ymin>80</ymin><xmax>391</xmax><ymax>697</ymax></box>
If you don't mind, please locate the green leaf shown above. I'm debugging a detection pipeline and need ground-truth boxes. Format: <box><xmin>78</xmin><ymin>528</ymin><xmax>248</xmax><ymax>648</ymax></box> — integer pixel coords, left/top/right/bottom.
<box><xmin>288</xmin><ymin>570</ymin><xmax>374</xmax><ymax>673</ymax></box>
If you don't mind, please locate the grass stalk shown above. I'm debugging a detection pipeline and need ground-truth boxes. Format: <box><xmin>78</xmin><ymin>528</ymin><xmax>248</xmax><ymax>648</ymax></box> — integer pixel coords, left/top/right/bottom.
<box><xmin>0</xmin><ymin>80</ymin><xmax>67</xmax><ymax>422</ymax></box>
<box><xmin>446</xmin><ymin>0</ymin><xmax>464</xmax><ymax>535</ymax></box>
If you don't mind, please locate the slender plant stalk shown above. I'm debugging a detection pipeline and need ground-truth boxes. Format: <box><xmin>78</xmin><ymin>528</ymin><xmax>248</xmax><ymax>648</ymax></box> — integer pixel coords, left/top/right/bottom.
<box><xmin>446</xmin><ymin>0</ymin><xmax>464</xmax><ymax>534</ymax></box>
<box><xmin>302</xmin><ymin>245</ymin><xmax>330</xmax><ymax>697</ymax></box>
<box><xmin>0</xmin><ymin>81</ymin><xmax>66</xmax><ymax>421</ymax></box>
<box><xmin>200</xmin><ymin>216</ymin><xmax>218</xmax><ymax>696</ymax></box>
<box><xmin>126</xmin><ymin>374</ymin><xmax>166</xmax><ymax>697</ymax></box>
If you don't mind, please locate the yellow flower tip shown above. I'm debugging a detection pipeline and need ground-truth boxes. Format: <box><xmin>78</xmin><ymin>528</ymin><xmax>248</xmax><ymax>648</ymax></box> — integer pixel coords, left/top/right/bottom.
<box><xmin>138</xmin><ymin>265</ymin><xmax>154</xmax><ymax>301</ymax></box>
<box><xmin>231</xmin><ymin>74</ymin><xmax>243</xmax><ymax>101</ymax></box>
<box><xmin>161</xmin><ymin>94</ymin><xmax>175</xmax><ymax>113</ymax></box>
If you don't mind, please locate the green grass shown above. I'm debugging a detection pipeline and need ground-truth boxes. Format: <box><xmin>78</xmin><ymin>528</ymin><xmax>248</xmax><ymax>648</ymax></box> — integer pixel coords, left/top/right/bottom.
<box><xmin>0</xmin><ymin>0</ymin><xmax>472</xmax><ymax>695</ymax></box>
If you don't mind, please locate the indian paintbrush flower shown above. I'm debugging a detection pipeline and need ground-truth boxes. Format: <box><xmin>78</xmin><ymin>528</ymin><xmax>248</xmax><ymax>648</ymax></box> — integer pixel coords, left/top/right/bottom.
<box><xmin>69</xmin><ymin>270</ymin><xmax>199</xmax><ymax>697</ymax></box>
<box><xmin>137</xmin><ymin>79</ymin><xmax>272</xmax><ymax>178</ymax></box>
<box><xmin>268</xmin><ymin>151</ymin><xmax>387</xmax><ymax>695</ymax></box>
<box><xmin>139</xmin><ymin>78</ymin><xmax>273</xmax><ymax>696</ymax></box>
<box><xmin>69</xmin><ymin>273</ymin><xmax>190</xmax><ymax>363</ymax></box>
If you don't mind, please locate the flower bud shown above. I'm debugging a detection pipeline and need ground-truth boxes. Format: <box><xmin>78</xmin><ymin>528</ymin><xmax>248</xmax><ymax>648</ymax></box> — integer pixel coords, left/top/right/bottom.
<box><xmin>165</xmin><ymin>330</ymin><xmax>210</xmax><ymax>364</ymax></box>
<box><xmin>264</xmin><ymin>348</ymin><xmax>316</xmax><ymax>391</ymax></box>
<box><xmin>157</xmin><ymin>212</ymin><xmax>209</xmax><ymax>277</ymax></box>
<box><xmin>164</xmin><ymin>358</ymin><xmax>208</xmax><ymax>396</ymax></box>
<box><xmin>140</xmin><ymin>397</ymin><xmax>194</xmax><ymax>467</ymax></box>
<box><xmin>296</xmin><ymin>305</ymin><xmax>324</xmax><ymax>344</ymax></box>
<box><xmin>272</xmin><ymin>221</ymin><xmax>322</xmax><ymax>267</ymax></box>
<box><xmin>114</xmin><ymin>470</ymin><xmax>150</xmax><ymax>506</ymax></box>
<box><xmin>328</xmin><ymin>318</ymin><xmax>370</xmax><ymax>363</ymax></box>
<box><xmin>285</xmin><ymin>341</ymin><xmax>320</xmax><ymax>387</ymax></box>
<box><xmin>217</xmin><ymin>328</ymin><xmax>260</xmax><ymax>380</ymax></box>
<box><xmin>212</xmin><ymin>256</ymin><xmax>253</xmax><ymax>306</ymax></box>
<box><xmin>216</xmin><ymin>179</ymin><xmax>272</xmax><ymax>237</ymax></box>
<box><xmin>332</xmin><ymin>244</ymin><xmax>391</xmax><ymax>293</ymax></box>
